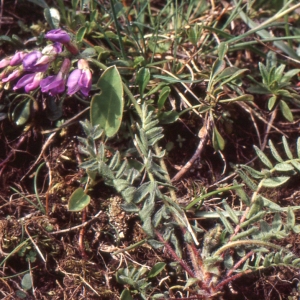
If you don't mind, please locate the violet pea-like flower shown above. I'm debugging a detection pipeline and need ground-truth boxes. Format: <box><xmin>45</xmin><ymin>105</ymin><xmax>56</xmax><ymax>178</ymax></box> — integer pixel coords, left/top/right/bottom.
<box><xmin>2</xmin><ymin>69</ymin><xmax>22</xmax><ymax>83</ymax></box>
<box><xmin>45</xmin><ymin>29</ymin><xmax>71</xmax><ymax>44</ymax></box>
<box><xmin>35</xmin><ymin>42</ymin><xmax>62</xmax><ymax>66</ymax></box>
<box><xmin>0</xmin><ymin>57</ymin><xmax>11</xmax><ymax>69</ymax></box>
<box><xmin>23</xmin><ymin>51</ymin><xmax>49</xmax><ymax>72</ymax></box>
<box><xmin>13</xmin><ymin>72</ymin><xmax>43</xmax><ymax>92</ymax></box>
<box><xmin>67</xmin><ymin>59</ymin><xmax>92</xmax><ymax>96</ymax></box>
<box><xmin>10</xmin><ymin>52</ymin><xmax>26</xmax><ymax>66</ymax></box>
<box><xmin>40</xmin><ymin>58</ymin><xmax>71</xmax><ymax>96</ymax></box>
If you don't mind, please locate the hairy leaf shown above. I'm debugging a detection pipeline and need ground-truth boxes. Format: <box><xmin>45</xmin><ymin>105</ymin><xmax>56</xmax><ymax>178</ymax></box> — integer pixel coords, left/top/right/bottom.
<box><xmin>253</xmin><ymin>145</ymin><xmax>273</xmax><ymax>169</ymax></box>
<box><xmin>282</xmin><ymin>136</ymin><xmax>293</xmax><ymax>160</ymax></box>
<box><xmin>268</xmin><ymin>140</ymin><xmax>283</xmax><ymax>162</ymax></box>
<box><xmin>262</xmin><ymin>176</ymin><xmax>289</xmax><ymax>188</ymax></box>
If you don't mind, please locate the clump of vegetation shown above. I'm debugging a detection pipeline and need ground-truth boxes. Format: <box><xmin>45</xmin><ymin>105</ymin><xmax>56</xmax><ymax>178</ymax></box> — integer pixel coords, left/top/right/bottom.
<box><xmin>1</xmin><ymin>0</ymin><xmax>300</xmax><ymax>299</ymax></box>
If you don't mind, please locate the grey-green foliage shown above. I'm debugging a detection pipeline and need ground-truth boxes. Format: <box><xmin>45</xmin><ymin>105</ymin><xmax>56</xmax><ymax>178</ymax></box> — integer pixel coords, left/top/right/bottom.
<box><xmin>206</xmin><ymin>137</ymin><xmax>300</xmax><ymax>274</ymax></box>
<box><xmin>238</xmin><ymin>136</ymin><xmax>300</xmax><ymax>190</ymax></box>
<box><xmin>78</xmin><ymin>104</ymin><xmax>185</xmax><ymax>253</ymax></box>
<box><xmin>248</xmin><ymin>52</ymin><xmax>300</xmax><ymax>121</ymax></box>
<box><xmin>116</xmin><ymin>263</ymin><xmax>166</xmax><ymax>300</ymax></box>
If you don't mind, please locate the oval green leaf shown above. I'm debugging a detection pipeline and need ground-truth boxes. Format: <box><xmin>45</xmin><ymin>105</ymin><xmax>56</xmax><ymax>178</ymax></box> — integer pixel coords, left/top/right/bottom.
<box><xmin>280</xmin><ymin>100</ymin><xmax>293</xmax><ymax>122</ymax></box>
<box><xmin>148</xmin><ymin>262</ymin><xmax>166</xmax><ymax>278</ymax></box>
<box><xmin>158</xmin><ymin>86</ymin><xmax>171</xmax><ymax>110</ymax></box>
<box><xmin>76</xmin><ymin>26</ymin><xmax>87</xmax><ymax>43</ymax></box>
<box><xmin>262</xmin><ymin>176</ymin><xmax>290</xmax><ymax>188</ymax></box>
<box><xmin>68</xmin><ymin>187</ymin><xmax>91</xmax><ymax>211</ymax></box>
<box><xmin>44</xmin><ymin>8</ymin><xmax>60</xmax><ymax>29</ymax></box>
<box><xmin>212</xmin><ymin>126</ymin><xmax>225</xmax><ymax>151</ymax></box>
<box><xmin>120</xmin><ymin>289</ymin><xmax>133</xmax><ymax>300</ymax></box>
<box><xmin>12</xmin><ymin>99</ymin><xmax>31</xmax><ymax>126</ymax></box>
<box><xmin>91</xmin><ymin>66</ymin><xmax>124</xmax><ymax>137</ymax></box>
<box><xmin>21</xmin><ymin>273</ymin><xmax>32</xmax><ymax>291</ymax></box>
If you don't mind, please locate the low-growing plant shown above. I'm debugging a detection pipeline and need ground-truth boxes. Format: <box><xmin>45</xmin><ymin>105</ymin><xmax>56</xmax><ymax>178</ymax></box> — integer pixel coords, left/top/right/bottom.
<box><xmin>2</xmin><ymin>0</ymin><xmax>300</xmax><ymax>299</ymax></box>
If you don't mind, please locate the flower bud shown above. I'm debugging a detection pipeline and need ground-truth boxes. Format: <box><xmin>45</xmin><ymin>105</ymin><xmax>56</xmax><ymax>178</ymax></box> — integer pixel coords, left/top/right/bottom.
<box><xmin>10</xmin><ymin>52</ymin><xmax>26</xmax><ymax>66</ymax></box>
<box><xmin>45</xmin><ymin>29</ymin><xmax>71</xmax><ymax>44</ymax></box>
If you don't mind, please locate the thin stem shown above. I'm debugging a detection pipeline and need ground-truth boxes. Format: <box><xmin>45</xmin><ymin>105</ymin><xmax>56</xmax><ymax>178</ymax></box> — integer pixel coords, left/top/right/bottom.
<box><xmin>155</xmin><ymin>230</ymin><xmax>195</xmax><ymax>278</ymax></box>
<box><xmin>213</xmin><ymin>239</ymin><xmax>291</xmax><ymax>258</ymax></box>
<box><xmin>109</xmin><ymin>0</ymin><xmax>127</xmax><ymax>59</ymax></box>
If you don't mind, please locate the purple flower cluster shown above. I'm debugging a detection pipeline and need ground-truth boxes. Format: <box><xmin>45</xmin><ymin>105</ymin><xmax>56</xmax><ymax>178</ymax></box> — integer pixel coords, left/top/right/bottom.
<box><xmin>0</xmin><ymin>29</ymin><xmax>92</xmax><ymax>96</ymax></box>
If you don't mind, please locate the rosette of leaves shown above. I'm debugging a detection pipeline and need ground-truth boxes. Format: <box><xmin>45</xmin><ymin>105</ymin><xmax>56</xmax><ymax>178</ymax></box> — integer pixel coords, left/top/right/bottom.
<box><xmin>248</xmin><ymin>51</ymin><xmax>300</xmax><ymax>122</ymax></box>
<box><xmin>200</xmin><ymin>43</ymin><xmax>254</xmax><ymax>151</ymax></box>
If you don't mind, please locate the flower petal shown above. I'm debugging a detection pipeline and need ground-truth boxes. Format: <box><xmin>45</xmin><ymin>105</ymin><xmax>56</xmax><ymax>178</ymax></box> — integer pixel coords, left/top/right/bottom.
<box><xmin>67</xmin><ymin>69</ymin><xmax>81</xmax><ymax>95</ymax></box>
<box><xmin>13</xmin><ymin>73</ymin><xmax>36</xmax><ymax>90</ymax></box>
<box><xmin>45</xmin><ymin>29</ymin><xmax>71</xmax><ymax>44</ymax></box>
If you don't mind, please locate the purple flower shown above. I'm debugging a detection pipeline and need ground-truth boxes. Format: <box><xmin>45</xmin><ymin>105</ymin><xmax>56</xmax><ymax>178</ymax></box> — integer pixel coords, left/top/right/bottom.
<box><xmin>13</xmin><ymin>72</ymin><xmax>43</xmax><ymax>92</ymax></box>
<box><xmin>0</xmin><ymin>57</ymin><xmax>11</xmax><ymax>68</ymax></box>
<box><xmin>35</xmin><ymin>42</ymin><xmax>62</xmax><ymax>66</ymax></box>
<box><xmin>10</xmin><ymin>52</ymin><xmax>25</xmax><ymax>66</ymax></box>
<box><xmin>67</xmin><ymin>59</ymin><xmax>92</xmax><ymax>96</ymax></box>
<box><xmin>45</xmin><ymin>29</ymin><xmax>71</xmax><ymax>44</ymax></box>
<box><xmin>40</xmin><ymin>58</ymin><xmax>71</xmax><ymax>96</ymax></box>
<box><xmin>2</xmin><ymin>69</ymin><xmax>22</xmax><ymax>83</ymax></box>
<box><xmin>23</xmin><ymin>51</ymin><xmax>49</xmax><ymax>72</ymax></box>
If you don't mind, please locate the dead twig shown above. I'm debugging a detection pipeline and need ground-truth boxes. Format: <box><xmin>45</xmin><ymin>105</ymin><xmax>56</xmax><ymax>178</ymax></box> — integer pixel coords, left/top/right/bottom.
<box><xmin>172</xmin><ymin>118</ymin><xmax>210</xmax><ymax>182</ymax></box>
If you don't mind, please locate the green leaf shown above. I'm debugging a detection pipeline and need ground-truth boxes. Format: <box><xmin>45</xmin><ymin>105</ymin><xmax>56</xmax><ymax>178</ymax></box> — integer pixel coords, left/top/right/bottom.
<box><xmin>21</xmin><ymin>273</ymin><xmax>32</xmax><ymax>291</ymax></box>
<box><xmin>272</xmin><ymin>213</ymin><xmax>282</xmax><ymax>231</ymax></box>
<box><xmin>262</xmin><ymin>176</ymin><xmax>290</xmax><ymax>188</ymax></box>
<box><xmin>12</xmin><ymin>99</ymin><xmax>31</xmax><ymax>126</ymax></box>
<box><xmin>210</xmin><ymin>59</ymin><xmax>226</xmax><ymax>80</ymax></box>
<box><xmin>236</xmin><ymin>169</ymin><xmax>257</xmax><ymax>191</ymax></box>
<box><xmin>76</xmin><ymin>26</ymin><xmax>87</xmax><ymax>43</ymax></box>
<box><xmin>297</xmin><ymin>138</ymin><xmax>300</xmax><ymax>158</ymax></box>
<box><xmin>259</xmin><ymin>62</ymin><xmax>269</xmax><ymax>84</ymax></box>
<box><xmin>253</xmin><ymin>145</ymin><xmax>273</xmax><ymax>169</ymax></box>
<box><xmin>293</xmin><ymin>225</ymin><xmax>300</xmax><ymax>233</ymax></box>
<box><xmin>218</xmin><ymin>94</ymin><xmax>253</xmax><ymax>103</ymax></box>
<box><xmin>261</xmin><ymin>196</ymin><xmax>282</xmax><ymax>211</ymax></box>
<box><xmin>184</xmin><ymin>278</ymin><xmax>199</xmax><ymax>290</ymax></box>
<box><xmin>212</xmin><ymin>126</ymin><xmax>225</xmax><ymax>151</ymax></box>
<box><xmin>136</xmin><ymin>68</ymin><xmax>150</xmax><ymax>98</ymax></box>
<box><xmin>91</xmin><ymin>66</ymin><xmax>124</xmax><ymax>137</ymax></box>
<box><xmin>148</xmin><ymin>262</ymin><xmax>166</xmax><ymax>278</ymax></box>
<box><xmin>157</xmin><ymin>86</ymin><xmax>171</xmax><ymax>110</ymax></box>
<box><xmin>68</xmin><ymin>187</ymin><xmax>91</xmax><ymax>211</ymax></box>
<box><xmin>287</xmin><ymin>206</ymin><xmax>295</xmax><ymax>229</ymax></box>
<box><xmin>15</xmin><ymin>291</ymin><xmax>27</xmax><ymax>299</ymax></box>
<box><xmin>120</xmin><ymin>289</ymin><xmax>133</xmax><ymax>300</ymax></box>
<box><xmin>44</xmin><ymin>8</ymin><xmax>60</xmax><ymax>29</ymax></box>
<box><xmin>224</xmin><ymin>252</ymin><xmax>233</xmax><ymax>269</ymax></box>
<box><xmin>216</xmin><ymin>208</ymin><xmax>234</xmax><ymax>233</ymax></box>
<box><xmin>268</xmin><ymin>140</ymin><xmax>283</xmax><ymax>162</ymax></box>
<box><xmin>219</xmin><ymin>69</ymin><xmax>249</xmax><ymax>85</ymax></box>
<box><xmin>268</xmin><ymin>95</ymin><xmax>277</xmax><ymax>110</ymax></box>
<box><xmin>274</xmin><ymin>162</ymin><xmax>294</xmax><ymax>172</ymax></box>
<box><xmin>283</xmin><ymin>253</ymin><xmax>294</xmax><ymax>265</ymax></box>
<box><xmin>280</xmin><ymin>100</ymin><xmax>293</xmax><ymax>122</ymax></box>
<box><xmin>218</xmin><ymin>42</ymin><xmax>228</xmax><ymax>60</ymax></box>
<box><xmin>239</xmin><ymin>165</ymin><xmax>264</xmax><ymax>179</ymax></box>
<box><xmin>282</xmin><ymin>136</ymin><xmax>293</xmax><ymax>160</ymax></box>
<box><xmin>158</xmin><ymin>111</ymin><xmax>179</xmax><ymax>124</ymax></box>
<box><xmin>282</xmin><ymin>68</ymin><xmax>300</xmax><ymax>82</ymax></box>
<box><xmin>222</xmin><ymin>200</ymin><xmax>239</xmax><ymax>224</ymax></box>
<box><xmin>240</xmin><ymin>212</ymin><xmax>266</xmax><ymax>228</ymax></box>
<box><xmin>247</xmin><ymin>195</ymin><xmax>263</xmax><ymax>219</ymax></box>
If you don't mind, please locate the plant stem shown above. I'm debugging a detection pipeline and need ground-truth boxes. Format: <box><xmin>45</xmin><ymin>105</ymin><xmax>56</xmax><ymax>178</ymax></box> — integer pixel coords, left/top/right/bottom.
<box><xmin>213</xmin><ymin>239</ymin><xmax>291</xmax><ymax>257</ymax></box>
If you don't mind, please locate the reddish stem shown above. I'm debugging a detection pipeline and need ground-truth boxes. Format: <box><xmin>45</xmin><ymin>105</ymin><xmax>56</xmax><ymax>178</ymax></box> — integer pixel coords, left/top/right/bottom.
<box><xmin>78</xmin><ymin>208</ymin><xmax>88</xmax><ymax>259</ymax></box>
<box><xmin>155</xmin><ymin>230</ymin><xmax>195</xmax><ymax>278</ymax></box>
